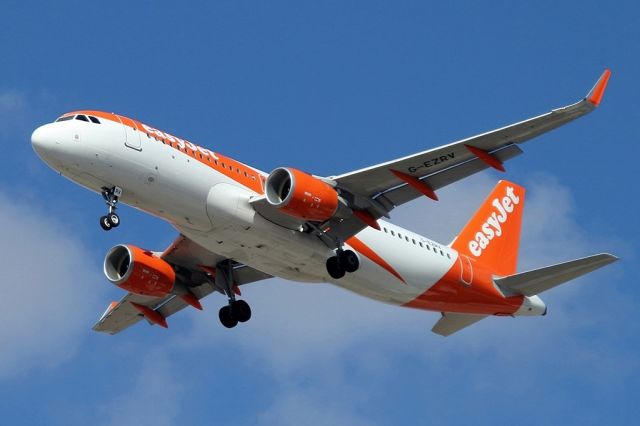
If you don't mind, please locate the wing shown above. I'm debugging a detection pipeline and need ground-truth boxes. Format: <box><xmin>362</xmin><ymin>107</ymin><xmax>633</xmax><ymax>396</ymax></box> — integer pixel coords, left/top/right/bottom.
<box><xmin>92</xmin><ymin>235</ymin><xmax>272</xmax><ymax>335</ymax></box>
<box><xmin>322</xmin><ymin>70</ymin><xmax>611</xmax><ymax>241</ymax></box>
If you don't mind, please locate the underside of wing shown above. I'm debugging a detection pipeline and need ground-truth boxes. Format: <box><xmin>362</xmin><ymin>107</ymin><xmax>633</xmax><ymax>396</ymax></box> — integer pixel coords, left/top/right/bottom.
<box><xmin>320</xmin><ymin>70</ymin><xmax>611</xmax><ymax>243</ymax></box>
<box><xmin>92</xmin><ymin>235</ymin><xmax>272</xmax><ymax>335</ymax></box>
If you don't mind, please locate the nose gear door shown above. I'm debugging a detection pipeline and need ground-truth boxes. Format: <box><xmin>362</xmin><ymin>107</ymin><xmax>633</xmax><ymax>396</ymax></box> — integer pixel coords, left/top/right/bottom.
<box><xmin>117</xmin><ymin>115</ymin><xmax>142</xmax><ymax>151</ymax></box>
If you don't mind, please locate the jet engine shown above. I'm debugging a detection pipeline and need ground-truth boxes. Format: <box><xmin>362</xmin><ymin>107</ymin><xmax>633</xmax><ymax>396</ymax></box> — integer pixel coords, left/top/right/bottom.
<box><xmin>265</xmin><ymin>167</ymin><xmax>343</xmax><ymax>222</ymax></box>
<box><xmin>104</xmin><ymin>244</ymin><xmax>176</xmax><ymax>297</ymax></box>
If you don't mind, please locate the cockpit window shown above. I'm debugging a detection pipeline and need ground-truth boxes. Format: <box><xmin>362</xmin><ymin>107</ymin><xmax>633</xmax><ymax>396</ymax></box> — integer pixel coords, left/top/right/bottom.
<box><xmin>75</xmin><ymin>114</ymin><xmax>89</xmax><ymax>122</ymax></box>
<box><xmin>88</xmin><ymin>116</ymin><xmax>101</xmax><ymax>124</ymax></box>
<box><xmin>55</xmin><ymin>116</ymin><xmax>74</xmax><ymax>122</ymax></box>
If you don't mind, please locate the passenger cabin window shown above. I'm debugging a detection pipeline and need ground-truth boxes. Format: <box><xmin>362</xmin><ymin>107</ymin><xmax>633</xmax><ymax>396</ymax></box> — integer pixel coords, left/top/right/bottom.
<box><xmin>55</xmin><ymin>116</ymin><xmax>73</xmax><ymax>122</ymax></box>
<box><xmin>75</xmin><ymin>114</ymin><xmax>89</xmax><ymax>122</ymax></box>
<box><xmin>88</xmin><ymin>116</ymin><xmax>101</xmax><ymax>124</ymax></box>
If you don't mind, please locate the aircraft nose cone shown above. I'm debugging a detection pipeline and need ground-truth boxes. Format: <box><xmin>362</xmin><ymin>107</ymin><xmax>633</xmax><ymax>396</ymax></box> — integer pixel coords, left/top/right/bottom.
<box><xmin>31</xmin><ymin>124</ymin><xmax>54</xmax><ymax>156</ymax></box>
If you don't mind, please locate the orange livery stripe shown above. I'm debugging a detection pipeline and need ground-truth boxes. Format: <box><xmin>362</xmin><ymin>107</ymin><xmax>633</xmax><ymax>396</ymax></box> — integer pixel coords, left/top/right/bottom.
<box><xmin>64</xmin><ymin>110</ymin><xmax>266</xmax><ymax>194</ymax></box>
<box><xmin>346</xmin><ymin>236</ymin><xmax>406</xmax><ymax>284</ymax></box>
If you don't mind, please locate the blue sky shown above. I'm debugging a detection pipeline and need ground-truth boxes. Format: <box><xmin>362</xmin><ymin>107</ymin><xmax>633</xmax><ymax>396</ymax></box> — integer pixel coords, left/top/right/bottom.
<box><xmin>1</xmin><ymin>1</ymin><xmax>638</xmax><ymax>425</ymax></box>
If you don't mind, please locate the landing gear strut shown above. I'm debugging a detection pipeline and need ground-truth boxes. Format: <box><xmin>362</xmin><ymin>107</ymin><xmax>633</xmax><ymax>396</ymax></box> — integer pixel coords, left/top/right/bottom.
<box><xmin>326</xmin><ymin>248</ymin><xmax>359</xmax><ymax>279</ymax></box>
<box><xmin>99</xmin><ymin>186</ymin><xmax>122</xmax><ymax>231</ymax></box>
<box><xmin>215</xmin><ymin>260</ymin><xmax>251</xmax><ymax>328</ymax></box>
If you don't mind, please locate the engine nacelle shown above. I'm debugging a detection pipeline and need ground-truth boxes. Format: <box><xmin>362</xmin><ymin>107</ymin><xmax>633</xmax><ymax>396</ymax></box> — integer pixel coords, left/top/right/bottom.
<box><xmin>265</xmin><ymin>167</ymin><xmax>339</xmax><ymax>222</ymax></box>
<box><xmin>104</xmin><ymin>245</ymin><xmax>176</xmax><ymax>297</ymax></box>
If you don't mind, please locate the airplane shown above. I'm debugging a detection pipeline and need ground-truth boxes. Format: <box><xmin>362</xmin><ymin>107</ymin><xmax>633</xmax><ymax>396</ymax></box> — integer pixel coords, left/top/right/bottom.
<box><xmin>31</xmin><ymin>70</ymin><xmax>618</xmax><ymax>336</ymax></box>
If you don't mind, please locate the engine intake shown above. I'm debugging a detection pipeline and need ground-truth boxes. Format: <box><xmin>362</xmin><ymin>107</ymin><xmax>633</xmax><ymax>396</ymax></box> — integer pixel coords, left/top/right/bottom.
<box><xmin>265</xmin><ymin>167</ymin><xmax>339</xmax><ymax>222</ymax></box>
<box><xmin>104</xmin><ymin>245</ymin><xmax>176</xmax><ymax>297</ymax></box>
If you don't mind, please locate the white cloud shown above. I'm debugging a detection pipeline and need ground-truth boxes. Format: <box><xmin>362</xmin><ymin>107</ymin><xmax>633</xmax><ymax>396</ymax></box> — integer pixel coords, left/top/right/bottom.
<box><xmin>387</xmin><ymin>173</ymin><xmax>496</xmax><ymax>243</ymax></box>
<box><xmin>0</xmin><ymin>189</ymin><xmax>104</xmax><ymax>380</ymax></box>
<box><xmin>98</xmin><ymin>353</ymin><xmax>183</xmax><ymax>426</ymax></box>
<box><xmin>257</xmin><ymin>382</ymin><xmax>375</xmax><ymax>426</ymax></box>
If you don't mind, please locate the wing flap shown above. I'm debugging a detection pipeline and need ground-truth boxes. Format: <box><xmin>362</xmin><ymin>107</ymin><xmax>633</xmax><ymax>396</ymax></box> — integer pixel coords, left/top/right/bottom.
<box><xmin>432</xmin><ymin>312</ymin><xmax>488</xmax><ymax>336</ymax></box>
<box><xmin>495</xmin><ymin>253</ymin><xmax>618</xmax><ymax>296</ymax></box>
<box><xmin>93</xmin><ymin>293</ymin><xmax>164</xmax><ymax>334</ymax></box>
<box><xmin>378</xmin><ymin>143</ymin><xmax>522</xmax><ymax>207</ymax></box>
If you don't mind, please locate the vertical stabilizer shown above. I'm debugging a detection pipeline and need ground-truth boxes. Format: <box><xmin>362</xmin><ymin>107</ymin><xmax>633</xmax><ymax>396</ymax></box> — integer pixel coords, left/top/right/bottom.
<box><xmin>451</xmin><ymin>180</ymin><xmax>525</xmax><ymax>276</ymax></box>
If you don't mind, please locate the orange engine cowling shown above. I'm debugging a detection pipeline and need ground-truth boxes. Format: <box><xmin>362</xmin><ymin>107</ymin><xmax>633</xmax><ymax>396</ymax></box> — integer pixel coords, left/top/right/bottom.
<box><xmin>265</xmin><ymin>167</ymin><xmax>339</xmax><ymax>222</ymax></box>
<box><xmin>103</xmin><ymin>245</ymin><xmax>176</xmax><ymax>297</ymax></box>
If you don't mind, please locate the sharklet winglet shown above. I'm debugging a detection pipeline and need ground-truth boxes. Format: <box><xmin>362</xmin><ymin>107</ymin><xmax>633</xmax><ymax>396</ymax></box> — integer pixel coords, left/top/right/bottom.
<box><xmin>586</xmin><ymin>69</ymin><xmax>611</xmax><ymax>106</ymax></box>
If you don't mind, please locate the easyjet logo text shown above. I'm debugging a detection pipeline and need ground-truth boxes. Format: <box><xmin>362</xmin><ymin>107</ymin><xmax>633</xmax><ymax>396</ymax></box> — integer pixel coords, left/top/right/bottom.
<box><xmin>468</xmin><ymin>186</ymin><xmax>520</xmax><ymax>257</ymax></box>
<box><xmin>140</xmin><ymin>123</ymin><xmax>219</xmax><ymax>160</ymax></box>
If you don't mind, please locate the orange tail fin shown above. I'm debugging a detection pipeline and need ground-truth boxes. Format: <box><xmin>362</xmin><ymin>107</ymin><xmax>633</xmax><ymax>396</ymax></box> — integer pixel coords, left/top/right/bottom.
<box><xmin>450</xmin><ymin>180</ymin><xmax>525</xmax><ymax>276</ymax></box>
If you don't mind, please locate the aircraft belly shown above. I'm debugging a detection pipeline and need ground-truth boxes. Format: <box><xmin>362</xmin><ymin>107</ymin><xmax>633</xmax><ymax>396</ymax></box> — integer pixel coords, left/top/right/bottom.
<box><xmin>181</xmin><ymin>191</ymin><xmax>333</xmax><ymax>283</ymax></box>
<box><xmin>330</xmin><ymin>227</ymin><xmax>456</xmax><ymax>307</ymax></box>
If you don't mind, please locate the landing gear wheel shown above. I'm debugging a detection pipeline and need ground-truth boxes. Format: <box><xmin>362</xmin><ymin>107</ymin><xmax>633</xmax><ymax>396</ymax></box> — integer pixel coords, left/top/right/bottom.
<box><xmin>100</xmin><ymin>186</ymin><xmax>122</xmax><ymax>231</ymax></box>
<box><xmin>107</xmin><ymin>213</ymin><xmax>120</xmax><ymax>227</ymax></box>
<box><xmin>231</xmin><ymin>300</ymin><xmax>252</xmax><ymax>323</ymax></box>
<box><xmin>219</xmin><ymin>305</ymin><xmax>238</xmax><ymax>328</ymax></box>
<box><xmin>326</xmin><ymin>256</ymin><xmax>346</xmax><ymax>279</ymax></box>
<box><xmin>100</xmin><ymin>216</ymin><xmax>112</xmax><ymax>231</ymax></box>
<box><xmin>339</xmin><ymin>250</ymin><xmax>359</xmax><ymax>273</ymax></box>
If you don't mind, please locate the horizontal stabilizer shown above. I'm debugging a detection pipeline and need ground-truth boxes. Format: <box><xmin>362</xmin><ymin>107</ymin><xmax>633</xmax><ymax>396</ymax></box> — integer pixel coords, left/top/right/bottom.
<box><xmin>495</xmin><ymin>253</ymin><xmax>618</xmax><ymax>296</ymax></box>
<box><xmin>432</xmin><ymin>312</ymin><xmax>488</xmax><ymax>336</ymax></box>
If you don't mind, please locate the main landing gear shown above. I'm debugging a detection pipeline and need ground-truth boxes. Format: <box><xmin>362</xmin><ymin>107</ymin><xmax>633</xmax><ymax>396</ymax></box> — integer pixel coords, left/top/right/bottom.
<box><xmin>219</xmin><ymin>300</ymin><xmax>251</xmax><ymax>329</ymax></box>
<box><xmin>99</xmin><ymin>186</ymin><xmax>122</xmax><ymax>231</ymax></box>
<box><xmin>215</xmin><ymin>260</ymin><xmax>252</xmax><ymax>328</ymax></box>
<box><xmin>326</xmin><ymin>248</ymin><xmax>359</xmax><ymax>279</ymax></box>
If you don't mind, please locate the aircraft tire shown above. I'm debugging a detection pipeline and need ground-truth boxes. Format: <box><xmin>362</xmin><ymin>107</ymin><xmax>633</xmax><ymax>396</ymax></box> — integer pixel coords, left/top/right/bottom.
<box><xmin>326</xmin><ymin>256</ymin><xmax>346</xmax><ymax>279</ymax></box>
<box><xmin>107</xmin><ymin>213</ymin><xmax>120</xmax><ymax>227</ymax></box>
<box><xmin>232</xmin><ymin>300</ymin><xmax>252</xmax><ymax>323</ymax></box>
<box><xmin>219</xmin><ymin>305</ymin><xmax>238</xmax><ymax>328</ymax></box>
<box><xmin>339</xmin><ymin>250</ymin><xmax>359</xmax><ymax>273</ymax></box>
<box><xmin>100</xmin><ymin>216</ymin><xmax>112</xmax><ymax>231</ymax></box>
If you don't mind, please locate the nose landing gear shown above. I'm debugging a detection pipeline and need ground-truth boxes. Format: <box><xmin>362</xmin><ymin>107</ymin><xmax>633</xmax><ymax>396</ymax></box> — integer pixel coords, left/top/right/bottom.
<box><xmin>326</xmin><ymin>249</ymin><xmax>359</xmax><ymax>279</ymax></box>
<box><xmin>99</xmin><ymin>186</ymin><xmax>122</xmax><ymax>231</ymax></box>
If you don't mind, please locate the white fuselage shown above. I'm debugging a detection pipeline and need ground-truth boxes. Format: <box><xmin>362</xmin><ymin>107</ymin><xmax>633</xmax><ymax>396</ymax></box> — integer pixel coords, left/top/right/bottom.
<box><xmin>31</xmin><ymin>113</ymin><xmax>542</xmax><ymax>316</ymax></box>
